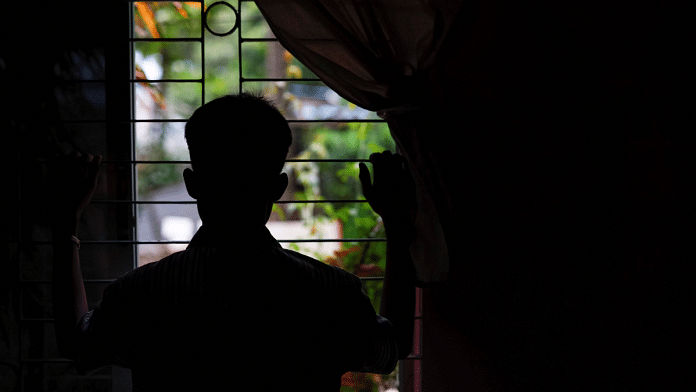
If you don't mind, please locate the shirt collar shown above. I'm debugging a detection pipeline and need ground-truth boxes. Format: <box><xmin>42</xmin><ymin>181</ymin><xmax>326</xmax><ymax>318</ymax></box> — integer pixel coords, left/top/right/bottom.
<box><xmin>187</xmin><ymin>224</ymin><xmax>282</xmax><ymax>249</ymax></box>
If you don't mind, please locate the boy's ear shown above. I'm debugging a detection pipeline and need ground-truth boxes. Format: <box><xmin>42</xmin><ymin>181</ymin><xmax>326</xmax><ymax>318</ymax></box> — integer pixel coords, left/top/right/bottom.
<box><xmin>183</xmin><ymin>168</ymin><xmax>198</xmax><ymax>199</ymax></box>
<box><xmin>270</xmin><ymin>172</ymin><xmax>288</xmax><ymax>201</ymax></box>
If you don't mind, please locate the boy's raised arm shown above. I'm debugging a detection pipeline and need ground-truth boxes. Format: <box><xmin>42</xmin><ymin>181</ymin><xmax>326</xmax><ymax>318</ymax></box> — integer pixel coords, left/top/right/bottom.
<box><xmin>48</xmin><ymin>152</ymin><xmax>101</xmax><ymax>359</ymax></box>
<box><xmin>359</xmin><ymin>151</ymin><xmax>417</xmax><ymax>359</ymax></box>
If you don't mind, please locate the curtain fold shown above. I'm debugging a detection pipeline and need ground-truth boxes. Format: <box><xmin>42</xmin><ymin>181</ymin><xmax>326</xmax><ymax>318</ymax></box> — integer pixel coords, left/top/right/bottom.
<box><xmin>255</xmin><ymin>0</ymin><xmax>465</xmax><ymax>284</ymax></box>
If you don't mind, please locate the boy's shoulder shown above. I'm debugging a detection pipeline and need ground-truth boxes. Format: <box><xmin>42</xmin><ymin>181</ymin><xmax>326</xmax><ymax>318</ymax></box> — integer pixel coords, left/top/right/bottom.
<box><xmin>276</xmin><ymin>247</ymin><xmax>364</xmax><ymax>291</ymax></box>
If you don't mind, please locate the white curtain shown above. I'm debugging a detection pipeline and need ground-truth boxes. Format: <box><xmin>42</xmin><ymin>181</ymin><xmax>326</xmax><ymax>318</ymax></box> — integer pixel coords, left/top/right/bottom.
<box><xmin>254</xmin><ymin>0</ymin><xmax>467</xmax><ymax>284</ymax></box>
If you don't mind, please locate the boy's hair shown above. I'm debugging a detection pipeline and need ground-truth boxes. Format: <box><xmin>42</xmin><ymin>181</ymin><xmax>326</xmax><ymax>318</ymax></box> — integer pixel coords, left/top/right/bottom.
<box><xmin>185</xmin><ymin>93</ymin><xmax>292</xmax><ymax>186</ymax></box>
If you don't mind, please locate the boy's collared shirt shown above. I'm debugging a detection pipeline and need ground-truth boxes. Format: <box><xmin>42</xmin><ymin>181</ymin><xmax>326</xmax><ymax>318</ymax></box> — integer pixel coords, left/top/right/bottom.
<box><xmin>73</xmin><ymin>224</ymin><xmax>397</xmax><ymax>391</ymax></box>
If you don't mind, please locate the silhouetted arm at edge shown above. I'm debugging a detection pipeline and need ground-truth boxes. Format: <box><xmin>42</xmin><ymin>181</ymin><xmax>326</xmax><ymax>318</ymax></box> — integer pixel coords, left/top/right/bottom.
<box><xmin>52</xmin><ymin>217</ymin><xmax>88</xmax><ymax>360</ymax></box>
<box><xmin>381</xmin><ymin>216</ymin><xmax>416</xmax><ymax>359</ymax></box>
<box><xmin>49</xmin><ymin>153</ymin><xmax>101</xmax><ymax>360</ymax></box>
<box><xmin>359</xmin><ymin>151</ymin><xmax>417</xmax><ymax>359</ymax></box>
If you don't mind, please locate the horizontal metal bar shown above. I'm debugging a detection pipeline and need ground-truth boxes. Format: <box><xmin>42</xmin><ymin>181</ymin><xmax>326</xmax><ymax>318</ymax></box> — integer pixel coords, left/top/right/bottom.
<box><xmin>92</xmin><ymin>200</ymin><xmax>196</xmax><ymax>204</ymax></box>
<box><xmin>131</xmin><ymin>0</ymin><xmax>203</xmax><ymax>2</ymax></box>
<box><xmin>131</xmin><ymin>78</ymin><xmax>203</xmax><ymax>83</ymax></box>
<box><xmin>241</xmin><ymin>37</ymin><xmax>336</xmax><ymax>43</ymax></box>
<box><xmin>32</xmin><ymin>119</ymin><xmax>189</xmax><ymax>124</ymax></box>
<box><xmin>24</xmin><ymin>159</ymin><xmax>371</xmax><ymax>165</ymax></box>
<box><xmin>19</xmin><ymin>318</ymin><xmax>55</xmax><ymax>322</ymax></box>
<box><xmin>21</xmin><ymin>279</ymin><xmax>115</xmax><ymax>284</ymax></box>
<box><xmin>21</xmin><ymin>276</ymin><xmax>385</xmax><ymax>285</ymax></box>
<box><xmin>20</xmin><ymin>358</ymin><xmax>72</xmax><ymax>363</ymax></box>
<box><xmin>224</xmin><ymin>199</ymin><xmax>368</xmax><ymax>203</ymax></box>
<box><xmin>91</xmin><ymin>199</ymin><xmax>368</xmax><ymax>204</ymax></box>
<box><xmin>52</xmin><ymin>79</ymin><xmax>201</xmax><ymax>85</ymax></box>
<box><xmin>130</xmin><ymin>0</ymin><xmax>203</xmax><ymax>2</ymax></box>
<box><xmin>55</xmin><ymin>78</ymin><xmax>359</xmax><ymax>86</ymax></box>
<box><xmin>22</xmin><ymin>155</ymin><xmax>381</xmax><ymax>165</ymax></box>
<box><xmin>26</xmin><ymin>118</ymin><xmax>383</xmax><ymax>125</ymax></box>
<box><xmin>130</xmin><ymin>118</ymin><xmax>188</xmax><ymax>122</ymax></box>
<box><xmin>240</xmin><ymin>37</ymin><xmax>337</xmax><ymax>43</ymax></box>
<box><xmin>20</xmin><ymin>313</ymin><xmax>419</xmax><ymax>323</ymax></box>
<box><xmin>286</xmin><ymin>119</ymin><xmax>385</xmax><ymax>123</ymax></box>
<box><xmin>105</xmin><ymin>159</ymin><xmax>371</xmax><ymax>163</ymax></box>
<box><xmin>129</xmin><ymin>37</ymin><xmax>203</xmax><ymax>42</ymax></box>
<box><xmin>51</xmin><ymin>79</ymin><xmax>108</xmax><ymax>83</ymax></box>
<box><xmin>240</xmin><ymin>37</ymin><xmax>278</xmax><ymax>42</ymax></box>
<box><xmin>17</xmin><ymin>239</ymin><xmax>385</xmax><ymax>245</ymax></box>
<box><xmin>56</xmin><ymin>78</ymin><xmax>210</xmax><ymax>84</ymax></box>
<box><xmin>130</xmin><ymin>118</ymin><xmax>384</xmax><ymax>123</ymax></box>
<box><xmin>106</xmin><ymin>160</ymin><xmax>193</xmax><ymax>164</ymax></box>
<box><xmin>242</xmin><ymin>77</ymin><xmax>322</xmax><ymax>82</ymax></box>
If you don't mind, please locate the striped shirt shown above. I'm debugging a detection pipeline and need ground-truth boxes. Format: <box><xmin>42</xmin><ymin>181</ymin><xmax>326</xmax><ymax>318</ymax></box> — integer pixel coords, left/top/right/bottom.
<box><xmin>73</xmin><ymin>224</ymin><xmax>398</xmax><ymax>391</ymax></box>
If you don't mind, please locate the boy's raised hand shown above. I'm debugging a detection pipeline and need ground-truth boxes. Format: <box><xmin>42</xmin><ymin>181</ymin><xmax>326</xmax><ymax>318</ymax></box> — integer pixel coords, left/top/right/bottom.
<box><xmin>359</xmin><ymin>151</ymin><xmax>417</xmax><ymax>225</ymax></box>
<box><xmin>48</xmin><ymin>151</ymin><xmax>102</xmax><ymax>225</ymax></box>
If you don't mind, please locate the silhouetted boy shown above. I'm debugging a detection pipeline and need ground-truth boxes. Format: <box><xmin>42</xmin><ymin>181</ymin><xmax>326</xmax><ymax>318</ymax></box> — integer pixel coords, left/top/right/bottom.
<box><xmin>50</xmin><ymin>93</ymin><xmax>417</xmax><ymax>391</ymax></box>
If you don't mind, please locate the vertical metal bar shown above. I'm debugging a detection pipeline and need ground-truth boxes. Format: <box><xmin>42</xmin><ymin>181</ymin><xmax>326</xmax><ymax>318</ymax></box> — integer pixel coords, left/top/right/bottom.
<box><xmin>17</xmin><ymin>143</ymin><xmax>24</xmax><ymax>392</ymax></box>
<box><xmin>201</xmin><ymin>0</ymin><xmax>206</xmax><ymax>104</ymax></box>
<box><xmin>238</xmin><ymin>0</ymin><xmax>243</xmax><ymax>94</ymax></box>
<box><xmin>129</xmin><ymin>1</ymin><xmax>138</xmax><ymax>272</ymax></box>
<box><xmin>112</xmin><ymin>4</ymin><xmax>138</xmax><ymax>388</ymax></box>
<box><xmin>416</xmin><ymin>288</ymin><xmax>423</xmax><ymax>392</ymax></box>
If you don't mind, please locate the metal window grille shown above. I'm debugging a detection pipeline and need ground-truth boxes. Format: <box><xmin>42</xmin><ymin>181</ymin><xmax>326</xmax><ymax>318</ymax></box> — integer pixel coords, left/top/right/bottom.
<box><xmin>14</xmin><ymin>2</ymin><xmax>422</xmax><ymax>391</ymax></box>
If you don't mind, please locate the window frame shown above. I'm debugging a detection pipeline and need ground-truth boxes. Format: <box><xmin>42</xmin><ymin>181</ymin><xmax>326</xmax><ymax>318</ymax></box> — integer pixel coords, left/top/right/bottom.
<box><xmin>14</xmin><ymin>2</ymin><xmax>422</xmax><ymax>391</ymax></box>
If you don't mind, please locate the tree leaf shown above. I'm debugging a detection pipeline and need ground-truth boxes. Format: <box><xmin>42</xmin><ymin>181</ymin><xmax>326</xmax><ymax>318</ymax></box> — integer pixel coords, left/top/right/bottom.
<box><xmin>367</xmin><ymin>143</ymin><xmax>383</xmax><ymax>154</ymax></box>
<box><xmin>354</xmin><ymin>264</ymin><xmax>384</xmax><ymax>277</ymax></box>
<box><xmin>333</xmin><ymin>245</ymin><xmax>361</xmax><ymax>258</ymax></box>
<box><xmin>172</xmin><ymin>2</ymin><xmax>189</xmax><ymax>18</ymax></box>
<box><xmin>135</xmin><ymin>2</ymin><xmax>160</xmax><ymax>38</ymax></box>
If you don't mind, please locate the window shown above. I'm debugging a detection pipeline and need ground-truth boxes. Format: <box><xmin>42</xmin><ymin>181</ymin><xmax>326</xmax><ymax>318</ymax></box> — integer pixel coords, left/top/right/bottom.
<box><xmin>13</xmin><ymin>2</ymin><xmax>135</xmax><ymax>390</ymax></box>
<box><xmin>13</xmin><ymin>2</ymin><xmax>421</xmax><ymax>391</ymax></box>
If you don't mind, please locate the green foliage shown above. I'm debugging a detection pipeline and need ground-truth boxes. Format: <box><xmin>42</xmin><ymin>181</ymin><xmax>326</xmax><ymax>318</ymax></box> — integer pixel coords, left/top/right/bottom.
<box><xmin>288</xmin><ymin>121</ymin><xmax>395</xmax><ymax>313</ymax></box>
<box><xmin>133</xmin><ymin>4</ymin><xmax>399</xmax><ymax>389</ymax></box>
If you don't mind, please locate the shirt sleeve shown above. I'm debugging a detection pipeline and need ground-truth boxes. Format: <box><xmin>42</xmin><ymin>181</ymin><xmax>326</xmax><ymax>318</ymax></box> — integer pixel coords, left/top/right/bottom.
<box><xmin>72</xmin><ymin>309</ymin><xmax>112</xmax><ymax>374</ymax></box>
<box><xmin>72</xmin><ymin>301</ymin><xmax>120</xmax><ymax>374</ymax></box>
<box><xmin>71</xmin><ymin>265</ymin><xmax>147</xmax><ymax>375</ymax></box>
<box><xmin>319</xmin><ymin>264</ymin><xmax>400</xmax><ymax>375</ymax></box>
<box><xmin>357</xmin><ymin>314</ymin><xmax>399</xmax><ymax>374</ymax></box>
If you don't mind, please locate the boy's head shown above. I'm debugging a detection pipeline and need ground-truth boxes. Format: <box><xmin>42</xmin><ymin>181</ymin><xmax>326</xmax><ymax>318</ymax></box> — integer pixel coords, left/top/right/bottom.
<box><xmin>183</xmin><ymin>93</ymin><xmax>292</xmax><ymax>224</ymax></box>
<box><xmin>185</xmin><ymin>93</ymin><xmax>292</xmax><ymax>180</ymax></box>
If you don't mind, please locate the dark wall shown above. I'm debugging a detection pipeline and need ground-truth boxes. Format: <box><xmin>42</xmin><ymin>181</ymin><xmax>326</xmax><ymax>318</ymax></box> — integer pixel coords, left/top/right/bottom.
<box><xmin>4</xmin><ymin>1</ymin><xmax>694</xmax><ymax>391</ymax></box>
<box><xmin>4</xmin><ymin>2</ymin><xmax>133</xmax><ymax>391</ymax></box>
<box><xmin>421</xmin><ymin>1</ymin><xmax>694</xmax><ymax>390</ymax></box>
